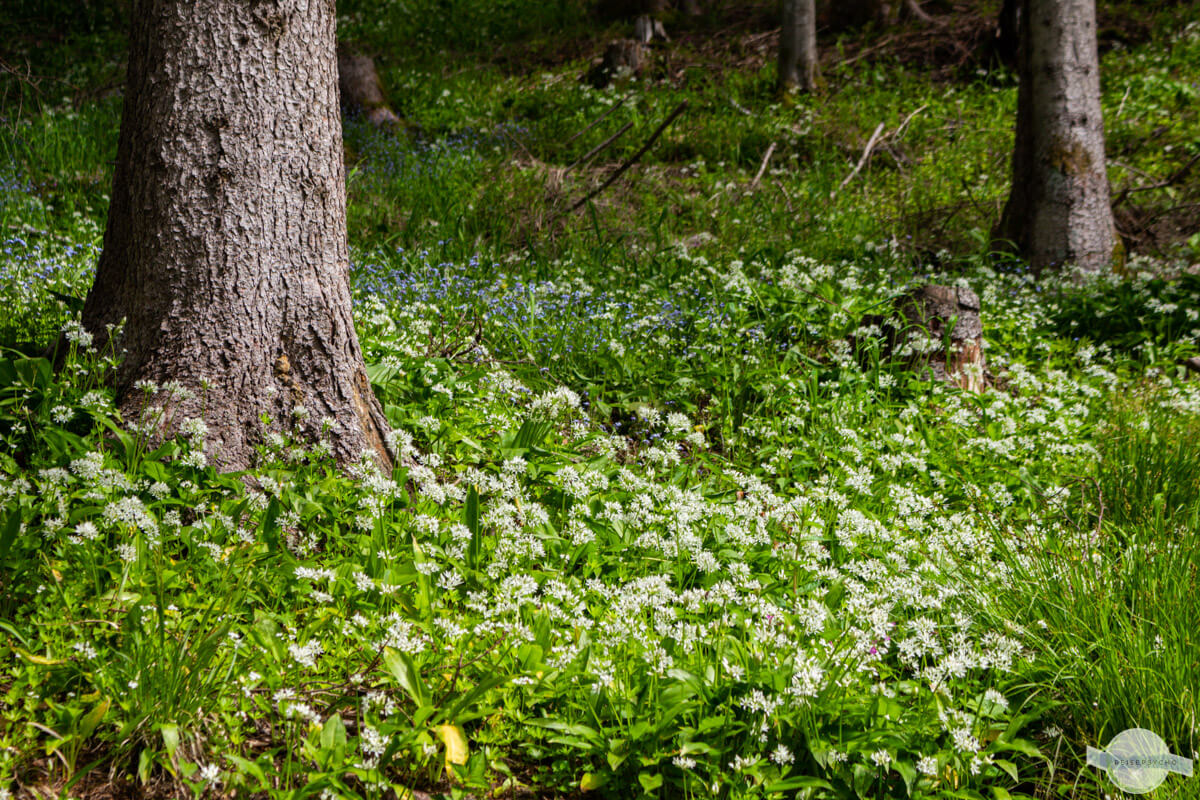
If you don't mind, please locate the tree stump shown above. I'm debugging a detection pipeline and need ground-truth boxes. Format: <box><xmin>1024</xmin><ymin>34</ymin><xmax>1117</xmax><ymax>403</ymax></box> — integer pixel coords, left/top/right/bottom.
<box><xmin>586</xmin><ymin>39</ymin><xmax>646</xmax><ymax>87</ymax></box>
<box><xmin>337</xmin><ymin>47</ymin><xmax>403</xmax><ymax>129</ymax></box>
<box><xmin>896</xmin><ymin>285</ymin><xmax>987</xmax><ymax>393</ymax></box>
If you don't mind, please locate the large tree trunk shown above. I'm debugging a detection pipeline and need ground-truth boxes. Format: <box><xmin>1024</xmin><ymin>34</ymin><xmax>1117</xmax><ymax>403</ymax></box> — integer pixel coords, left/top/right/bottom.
<box><xmin>778</xmin><ymin>0</ymin><xmax>818</xmax><ymax>94</ymax></box>
<box><xmin>83</xmin><ymin>0</ymin><xmax>393</xmax><ymax>472</ymax></box>
<box><xmin>995</xmin><ymin>0</ymin><xmax>1117</xmax><ymax>273</ymax></box>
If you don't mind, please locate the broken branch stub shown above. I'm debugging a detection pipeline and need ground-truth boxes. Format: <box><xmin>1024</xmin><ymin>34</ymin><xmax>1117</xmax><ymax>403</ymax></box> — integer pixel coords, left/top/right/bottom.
<box><xmin>337</xmin><ymin>47</ymin><xmax>402</xmax><ymax>129</ymax></box>
<box><xmin>858</xmin><ymin>284</ymin><xmax>987</xmax><ymax>393</ymax></box>
<box><xmin>897</xmin><ymin>285</ymin><xmax>986</xmax><ymax>393</ymax></box>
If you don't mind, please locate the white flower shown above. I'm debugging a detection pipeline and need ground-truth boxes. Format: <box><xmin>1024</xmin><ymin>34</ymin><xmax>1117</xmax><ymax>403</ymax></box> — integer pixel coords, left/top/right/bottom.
<box><xmin>288</xmin><ymin>640</ymin><xmax>324</xmax><ymax>668</ymax></box>
<box><xmin>952</xmin><ymin>727</ymin><xmax>979</xmax><ymax>753</ymax></box>
<box><xmin>198</xmin><ymin>763</ymin><xmax>220</xmax><ymax>783</ymax></box>
<box><xmin>917</xmin><ymin>755</ymin><xmax>938</xmax><ymax>775</ymax></box>
<box><xmin>771</xmin><ymin>744</ymin><xmax>794</xmax><ymax>765</ymax></box>
<box><xmin>870</xmin><ymin>749</ymin><xmax>892</xmax><ymax>768</ymax></box>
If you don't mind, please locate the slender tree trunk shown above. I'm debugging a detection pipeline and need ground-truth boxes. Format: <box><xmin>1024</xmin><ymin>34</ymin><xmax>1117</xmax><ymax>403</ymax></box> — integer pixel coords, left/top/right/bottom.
<box><xmin>778</xmin><ymin>0</ymin><xmax>817</xmax><ymax>93</ymax></box>
<box><xmin>83</xmin><ymin>0</ymin><xmax>393</xmax><ymax>471</ymax></box>
<box><xmin>995</xmin><ymin>0</ymin><xmax>1117</xmax><ymax>273</ymax></box>
<box><xmin>996</xmin><ymin>0</ymin><xmax>1021</xmax><ymax>65</ymax></box>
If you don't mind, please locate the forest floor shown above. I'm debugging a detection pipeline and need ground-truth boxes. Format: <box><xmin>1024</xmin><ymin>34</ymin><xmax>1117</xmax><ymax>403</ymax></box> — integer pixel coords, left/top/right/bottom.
<box><xmin>2</xmin><ymin>1</ymin><xmax>1200</xmax><ymax>799</ymax></box>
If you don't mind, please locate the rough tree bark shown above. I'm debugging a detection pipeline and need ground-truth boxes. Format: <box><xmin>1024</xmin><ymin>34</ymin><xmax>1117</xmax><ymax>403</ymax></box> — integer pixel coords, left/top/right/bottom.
<box><xmin>778</xmin><ymin>0</ymin><xmax>818</xmax><ymax>93</ymax></box>
<box><xmin>82</xmin><ymin>0</ymin><xmax>393</xmax><ymax>472</ymax></box>
<box><xmin>994</xmin><ymin>0</ymin><xmax>1118</xmax><ymax>273</ymax></box>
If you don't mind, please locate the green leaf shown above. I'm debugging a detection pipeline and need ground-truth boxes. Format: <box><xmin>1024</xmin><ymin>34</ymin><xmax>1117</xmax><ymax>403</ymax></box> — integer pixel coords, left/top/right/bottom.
<box><xmin>764</xmin><ymin>776</ymin><xmax>835</xmax><ymax>793</ymax></box>
<box><xmin>526</xmin><ymin>719</ymin><xmax>601</xmax><ymax>741</ymax></box>
<box><xmin>443</xmin><ymin>671</ymin><xmax>510</xmax><ymax>723</ymax></box>
<box><xmin>637</xmin><ymin>772</ymin><xmax>663</xmax><ymax>793</ymax></box>
<box><xmin>320</xmin><ymin>713</ymin><xmax>347</xmax><ymax>751</ymax></box>
<box><xmin>0</xmin><ymin>509</ymin><xmax>23</xmax><ymax>563</ymax></box>
<box><xmin>261</xmin><ymin>497</ymin><xmax>282</xmax><ymax>552</ymax></box>
<box><xmin>895</xmin><ymin>759</ymin><xmax>917</xmax><ymax>796</ymax></box>
<box><xmin>160</xmin><ymin>723</ymin><xmax>180</xmax><ymax>759</ymax></box>
<box><xmin>465</xmin><ymin>485</ymin><xmax>482</xmax><ymax>569</ymax></box>
<box><xmin>992</xmin><ymin>738</ymin><xmax>1044</xmax><ymax>761</ymax></box>
<box><xmin>995</xmin><ymin>759</ymin><xmax>1020</xmax><ymax>783</ymax></box>
<box><xmin>510</xmin><ymin>418</ymin><xmax>554</xmax><ymax>452</ymax></box>
<box><xmin>77</xmin><ymin>698</ymin><xmax>109</xmax><ymax>740</ymax></box>
<box><xmin>383</xmin><ymin>648</ymin><xmax>430</xmax><ymax>707</ymax></box>
<box><xmin>225</xmin><ymin>755</ymin><xmax>269</xmax><ymax>789</ymax></box>
<box><xmin>319</xmin><ymin>714</ymin><xmax>347</xmax><ymax>769</ymax></box>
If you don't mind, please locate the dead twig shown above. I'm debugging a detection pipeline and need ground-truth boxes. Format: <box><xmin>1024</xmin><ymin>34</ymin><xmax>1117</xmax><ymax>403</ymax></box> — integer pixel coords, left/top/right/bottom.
<box><xmin>567</xmin><ymin>120</ymin><xmax>634</xmax><ymax>172</ymax></box>
<box><xmin>905</xmin><ymin>0</ymin><xmax>934</xmax><ymax>22</ymax></box>
<box><xmin>840</xmin><ymin>36</ymin><xmax>896</xmax><ymax>67</ymax></box>
<box><xmin>1111</xmin><ymin>152</ymin><xmax>1200</xmax><ymax>209</ymax></box>
<box><xmin>561</xmin><ymin>100</ymin><xmax>689</xmax><ymax>216</ymax></box>
<box><xmin>833</xmin><ymin>122</ymin><xmax>885</xmax><ymax>197</ymax></box>
<box><xmin>775</xmin><ymin>181</ymin><xmax>795</xmax><ymax>214</ymax></box>
<box><xmin>563</xmin><ymin>95</ymin><xmax>627</xmax><ymax>145</ymax></box>
<box><xmin>749</xmin><ymin>141</ymin><xmax>777</xmax><ymax>191</ymax></box>
<box><xmin>832</xmin><ymin>105</ymin><xmax>928</xmax><ymax>198</ymax></box>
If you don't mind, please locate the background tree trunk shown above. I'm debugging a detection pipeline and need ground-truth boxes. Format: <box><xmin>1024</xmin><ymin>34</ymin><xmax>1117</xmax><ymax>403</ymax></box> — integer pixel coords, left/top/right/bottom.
<box><xmin>778</xmin><ymin>0</ymin><xmax>818</xmax><ymax>93</ymax></box>
<box><xmin>996</xmin><ymin>0</ymin><xmax>1021</xmax><ymax>65</ymax></box>
<box><xmin>995</xmin><ymin>0</ymin><xmax>1117</xmax><ymax>273</ymax></box>
<box><xmin>83</xmin><ymin>0</ymin><xmax>392</xmax><ymax>471</ymax></box>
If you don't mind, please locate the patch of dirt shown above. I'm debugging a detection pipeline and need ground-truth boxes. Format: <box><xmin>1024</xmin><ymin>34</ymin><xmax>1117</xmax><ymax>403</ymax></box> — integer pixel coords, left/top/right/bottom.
<box><xmin>1115</xmin><ymin>201</ymin><xmax>1200</xmax><ymax>260</ymax></box>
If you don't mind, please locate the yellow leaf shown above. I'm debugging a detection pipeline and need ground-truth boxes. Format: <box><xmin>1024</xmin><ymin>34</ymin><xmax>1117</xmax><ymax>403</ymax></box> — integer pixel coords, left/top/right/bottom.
<box><xmin>436</xmin><ymin>724</ymin><xmax>469</xmax><ymax>768</ymax></box>
<box><xmin>15</xmin><ymin>648</ymin><xmax>65</xmax><ymax>666</ymax></box>
<box><xmin>580</xmin><ymin>772</ymin><xmax>606</xmax><ymax>791</ymax></box>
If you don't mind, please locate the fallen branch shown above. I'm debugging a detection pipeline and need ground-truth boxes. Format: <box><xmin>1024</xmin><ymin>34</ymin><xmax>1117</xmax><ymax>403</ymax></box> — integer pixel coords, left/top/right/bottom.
<box><xmin>563</xmin><ymin>96</ymin><xmax>628</xmax><ymax>145</ymax></box>
<box><xmin>840</xmin><ymin>36</ymin><xmax>896</xmax><ymax>67</ymax></box>
<box><xmin>832</xmin><ymin>105</ymin><xmax>927</xmax><ymax>198</ymax></box>
<box><xmin>892</xmin><ymin>103</ymin><xmax>929</xmax><ymax>140</ymax></box>
<box><xmin>833</xmin><ymin>122</ymin><xmax>885</xmax><ymax>197</ymax></box>
<box><xmin>749</xmin><ymin>142</ymin><xmax>777</xmax><ymax>191</ymax></box>
<box><xmin>562</xmin><ymin>100</ymin><xmax>689</xmax><ymax>216</ymax></box>
<box><xmin>905</xmin><ymin>0</ymin><xmax>933</xmax><ymax>23</ymax></box>
<box><xmin>1112</xmin><ymin>152</ymin><xmax>1200</xmax><ymax>209</ymax></box>
<box><xmin>567</xmin><ymin>120</ymin><xmax>634</xmax><ymax>172</ymax></box>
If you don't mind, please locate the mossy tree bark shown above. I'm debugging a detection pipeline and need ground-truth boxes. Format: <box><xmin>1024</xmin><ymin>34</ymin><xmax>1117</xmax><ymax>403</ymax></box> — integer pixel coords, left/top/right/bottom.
<box><xmin>778</xmin><ymin>0</ymin><xmax>817</xmax><ymax>94</ymax></box>
<box><xmin>995</xmin><ymin>0</ymin><xmax>1117</xmax><ymax>273</ymax></box>
<box><xmin>82</xmin><ymin>0</ymin><xmax>393</xmax><ymax>472</ymax></box>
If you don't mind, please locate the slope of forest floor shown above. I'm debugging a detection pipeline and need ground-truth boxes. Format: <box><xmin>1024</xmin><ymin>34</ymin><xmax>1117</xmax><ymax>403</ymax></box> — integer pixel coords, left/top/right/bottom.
<box><xmin>2</xmin><ymin>2</ymin><xmax>1200</xmax><ymax>800</ymax></box>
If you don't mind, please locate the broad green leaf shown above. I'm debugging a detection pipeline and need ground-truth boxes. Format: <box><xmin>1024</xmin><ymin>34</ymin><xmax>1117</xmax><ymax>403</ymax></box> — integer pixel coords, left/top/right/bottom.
<box><xmin>78</xmin><ymin>698</ymin><xmax>109</xmax><ymax>740</ymax></box>
<box><xmin>465</xmin><ymin>485</ymin><xmax>481</xmax><ymax>569</ymax></box>
<box><xmin>383</xmin><ymin>648</ymin><xmax>430</xmax><ymax>707</ymax></box>
<box><xmin>160</xmin><ymin>723</ymin><xmax>180</xmax><ymax>759</ymax></box>
<box><xmin>0</xmin><ymin>510</ymin><xmax>21</xmax><ymax>563</ymax></box>
<box><xmin>637</xmin><ymin>772</ymin><xmax>663</xmax><ymax>793</ymax></box>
